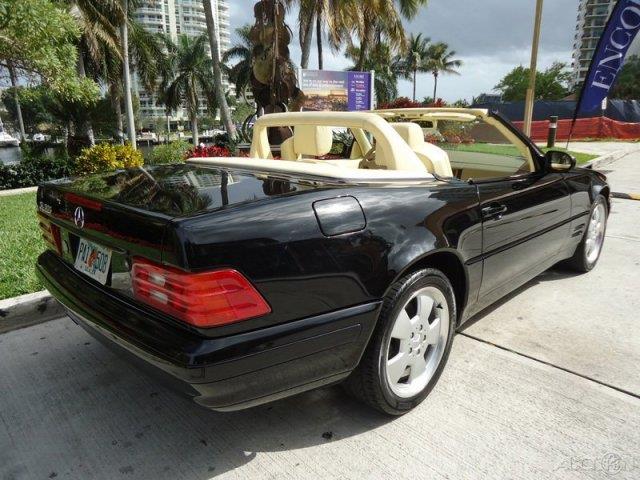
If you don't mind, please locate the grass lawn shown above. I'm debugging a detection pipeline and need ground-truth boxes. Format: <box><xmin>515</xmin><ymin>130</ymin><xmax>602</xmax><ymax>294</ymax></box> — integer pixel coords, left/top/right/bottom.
<box><xmin>0</xmin><ymin>192</ymin><xmax>44</xmax><ymax>300</ymax></box>
<box><xmin>540</xmin><ymin>147</ymin><xmax>598</xmax><ymax>165</ymax></box>
<box><xmin>444</xmin><ymin>143</ymin><xmax>598</xmax><ymax>165</ymax></box>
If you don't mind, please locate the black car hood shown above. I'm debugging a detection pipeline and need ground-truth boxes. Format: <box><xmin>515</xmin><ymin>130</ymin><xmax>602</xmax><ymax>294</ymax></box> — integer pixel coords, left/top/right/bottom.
<box><xmin>50</xmin><ymin>164</ymin><xmax>329</xmax><ymax>218</ymax></box>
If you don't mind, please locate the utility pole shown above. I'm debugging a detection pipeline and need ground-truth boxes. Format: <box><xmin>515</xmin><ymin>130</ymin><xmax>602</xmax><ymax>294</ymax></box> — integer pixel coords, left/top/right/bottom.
<box><xmin>523</xmin><ymin>0</ymin><xmax>544</xmax><ymax>137</ymax></box>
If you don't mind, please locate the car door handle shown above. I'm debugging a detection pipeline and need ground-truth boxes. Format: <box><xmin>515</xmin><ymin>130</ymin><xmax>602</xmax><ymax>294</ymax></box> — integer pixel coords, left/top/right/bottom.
<box><xmin>481</xmin><ymin>204</ymin><xmax>508</xmax><ymax>220</ymax></box>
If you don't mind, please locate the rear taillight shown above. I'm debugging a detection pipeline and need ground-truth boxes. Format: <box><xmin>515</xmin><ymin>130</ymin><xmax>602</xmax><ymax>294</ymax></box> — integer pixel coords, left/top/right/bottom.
<box><xmin>131</xmin><ymin>258</ymin><xmax>271</xmax><ymax>328</ymax></box>
<box><xmin>38</xmin><ymin>214</ymin><xmax>62</xmax><ymax>254</ymax></box>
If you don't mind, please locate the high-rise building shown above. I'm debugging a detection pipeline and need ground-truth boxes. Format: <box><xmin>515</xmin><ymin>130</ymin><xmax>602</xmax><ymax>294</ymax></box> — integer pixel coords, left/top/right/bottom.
<box><xmin>133</xmin><ymin>0</ymin><xmax>231</xmax><ymax>127</ymax></box>
<box><xmin>572</xmin><ymin>0</ymin><xmax>640</xmax><ymax>87</ymax></box>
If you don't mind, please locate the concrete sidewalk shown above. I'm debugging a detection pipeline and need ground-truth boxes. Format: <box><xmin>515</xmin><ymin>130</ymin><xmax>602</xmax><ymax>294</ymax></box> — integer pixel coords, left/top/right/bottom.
<box><xmin>1</xmin><ymin>319</ymin><xmax>638</xmax><ymax>480</ymax></box>
<box><xmin>566</xmin><ymin>141</ymin><xmax>640</xmax><ymax>158</ymax></box>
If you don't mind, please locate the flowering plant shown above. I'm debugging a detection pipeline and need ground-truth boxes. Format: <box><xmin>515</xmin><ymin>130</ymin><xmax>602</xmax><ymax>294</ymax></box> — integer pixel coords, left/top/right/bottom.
<box><xmin>186</xmin><ymin>145</ymin><xmax>233</xmax><ymax>159</ymax></box>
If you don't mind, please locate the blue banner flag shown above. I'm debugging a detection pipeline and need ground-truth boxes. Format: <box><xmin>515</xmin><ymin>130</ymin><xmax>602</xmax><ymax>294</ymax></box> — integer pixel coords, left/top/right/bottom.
<box><xmin>576</xmin><ymin>0</ymin><xmax>640</xmax><ymax>115</ymax></box>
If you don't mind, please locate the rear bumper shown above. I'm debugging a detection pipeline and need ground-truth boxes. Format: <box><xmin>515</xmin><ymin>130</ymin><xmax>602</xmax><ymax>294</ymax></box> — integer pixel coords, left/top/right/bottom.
<box><xmin>37</xmin><ymin>251</ymin><xmax>380</xmax><ymax>410</ymax></box>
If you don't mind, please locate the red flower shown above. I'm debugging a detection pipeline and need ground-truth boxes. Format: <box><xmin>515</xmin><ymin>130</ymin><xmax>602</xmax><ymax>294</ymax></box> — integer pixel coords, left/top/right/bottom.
<box><xmin>185</xmin><ymin>145</ymin><xmax>232</xmax><ymax>159</ymax></box>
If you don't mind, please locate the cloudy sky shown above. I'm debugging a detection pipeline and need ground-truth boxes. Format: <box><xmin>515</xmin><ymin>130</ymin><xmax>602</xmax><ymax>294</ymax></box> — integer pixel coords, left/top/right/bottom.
<box><xmin>228</xmin><ymin>0</ymin><xmax>579</xmax><ymax>102</ymax></box>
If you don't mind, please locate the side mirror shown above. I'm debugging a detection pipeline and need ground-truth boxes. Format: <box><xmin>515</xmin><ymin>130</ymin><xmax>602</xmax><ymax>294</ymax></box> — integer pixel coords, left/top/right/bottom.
<box><xmin>545</xmin><ymin>150</ymin><xmax>576</xmax><ymax>172</ymax></box>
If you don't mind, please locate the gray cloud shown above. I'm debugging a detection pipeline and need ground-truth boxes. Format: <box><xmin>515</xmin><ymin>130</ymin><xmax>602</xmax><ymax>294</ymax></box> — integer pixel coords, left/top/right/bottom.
<box><xmin>407</xmin><ymin>0</ymin><xmax>577</xmax><ymax>56</ymax></box>
<box><xmin>227</xmin><ymin>0</ymin><xmax>579</xmax><ymax>101</ymax></box>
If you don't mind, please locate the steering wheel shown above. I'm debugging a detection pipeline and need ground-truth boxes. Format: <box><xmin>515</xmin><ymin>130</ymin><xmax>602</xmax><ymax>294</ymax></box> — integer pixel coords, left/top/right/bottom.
<box><xmin>359</xmin><ymin>146</ymin><xmax>377</xmax><ymax>169</ymax></box>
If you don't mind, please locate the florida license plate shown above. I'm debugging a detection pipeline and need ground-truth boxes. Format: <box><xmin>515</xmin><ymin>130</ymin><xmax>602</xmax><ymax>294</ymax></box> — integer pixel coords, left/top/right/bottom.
<box><xmin>74</xmin><ymin>237</ymin><xmax>112</xmax><ymax>285</ymax></box>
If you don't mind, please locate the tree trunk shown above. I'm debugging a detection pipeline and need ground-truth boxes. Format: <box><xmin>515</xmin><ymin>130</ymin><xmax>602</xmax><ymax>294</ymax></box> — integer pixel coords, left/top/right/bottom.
<box><xmin>316</xmin><ymin>13</ymin><xmax>323</xmax><ymax>70</ymax></box>
<box><xmin>75</xmin><ymin>54</ymin><xmax>95</xmax><ymax>146</ymax></box>
<box><xmin>356</xmin><ymin>26</ymin><xmax>371</xmax><ymax>71</ymax></box>
<box><xmin>300</xmin><ymin>12</ymin><xmax>314</xmax><ymax>69</ymax></box>
<box><xmin>433</xmin><ymin>71</ymin><xmax>439</xmax><ymax>101</ymax></box>
<box><xmin>412</xmin><ymin>68</ymin><xmax>417</xmax><ymax>102</ymax></box>
<box><xmin>115</xmin><ymin>100</ymin><xmax>124</xmax><ymax>145</ymax></box>
<box><xmin>110</xmin><ymin>85</ymin><xmax>124</xmax><ymax>145</ymax></box>
<box><xmin>8</xmin><ymin>63</ymin><xmax>25</xmax><ymax>141</ymax></box>
<box><xmin>202</xmin><ymin>0</ymin><xmax>236</xmax><ymax>140</ymax></box>
<box><xmin>191</xmin><ymin>112</ymin><xmax>199</xmax><ymax>146</ymax></box>
<box><xmin>121</xmin><ymin>0</ymin><xmax>137</xmax><ymax>149</ymax></box>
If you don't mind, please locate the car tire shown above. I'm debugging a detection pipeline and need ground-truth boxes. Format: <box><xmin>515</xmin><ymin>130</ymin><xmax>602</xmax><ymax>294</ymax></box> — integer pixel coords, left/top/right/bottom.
<box><xmin>565</xmin><ymin>195</ymin><xmax>608</xmax><ymax>273</ymax></box>
<box><xmin>344</xmin><ymin>268</ymin><xmax>456</xmax><ymax>415</ymax></box>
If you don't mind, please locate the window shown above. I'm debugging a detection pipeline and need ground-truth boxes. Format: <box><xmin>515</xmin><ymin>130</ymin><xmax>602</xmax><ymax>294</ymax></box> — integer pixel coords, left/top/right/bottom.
<box><xmin>424</xmin><ymin>119</ymin><xmax>535</xmax><ymax>181</ymax></box>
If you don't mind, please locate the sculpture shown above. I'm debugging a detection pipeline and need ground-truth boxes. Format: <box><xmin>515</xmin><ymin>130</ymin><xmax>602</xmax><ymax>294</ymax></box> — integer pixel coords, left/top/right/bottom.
<box><xmin>245</xmin><ymin>0</ymin><xmax>305</xmax><ymax>144</ymax></box>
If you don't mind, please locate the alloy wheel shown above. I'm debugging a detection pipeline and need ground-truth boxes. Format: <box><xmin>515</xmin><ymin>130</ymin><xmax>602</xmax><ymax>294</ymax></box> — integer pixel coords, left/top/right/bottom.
<box><xmin>585</xmin><ymin>202</ymin><xmax>606</xmax><ymax>264</ymax></box>
<box><xmin>384</xmin><ymin>286</ymin><xmax>450</xmax><ymax>398</ymax></box>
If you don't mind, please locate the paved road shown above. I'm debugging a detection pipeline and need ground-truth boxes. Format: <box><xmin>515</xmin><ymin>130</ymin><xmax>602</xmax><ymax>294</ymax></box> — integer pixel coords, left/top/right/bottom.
<box><xmin>1</xmin><ymin>151</ymin><xmax>639</xmax><ymax>480</ymax></box>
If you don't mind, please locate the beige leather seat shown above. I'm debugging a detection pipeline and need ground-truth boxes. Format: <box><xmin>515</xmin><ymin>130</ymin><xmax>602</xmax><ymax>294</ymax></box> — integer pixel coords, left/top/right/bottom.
<box><xmin>281</xmin><ymin>125</ymin><xmax>334</xmax><ymax>161</ymax></box>
<box><xmin>391</xmin><ymin>123</ymin><xmax>453</xmax><ymax>177</ymax></box>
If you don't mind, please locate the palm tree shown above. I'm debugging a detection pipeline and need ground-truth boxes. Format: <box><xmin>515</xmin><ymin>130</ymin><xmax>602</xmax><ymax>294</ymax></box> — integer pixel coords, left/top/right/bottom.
<box><xmin>202</xmin><ymin>0</ymin><xmax>236</xmax><ymax>140</ymax></box>
<box><xmin>342</xmin><ymin>0</ymin><xmax>429</xmax><ymax>71</ymax></box>
<box><xmin>66</xmin><ymin>0</ymin><xmax>124</xmax><ymax>145</ymax></box>
<box><xmin>425</xmin><ymin>42</ymin><xmax>462</xmax><ymax>100</ymax></box>
<box><xmin>85</xmin><ymin>10</ymin><xmax>165</xmax><ymax>146</ymax></box>
<box><xmin>293</xmin><ymin>0</ymin><xmax>349</xmax><ymax>70</ymax></box>
<box><xmin>223</xmin><ymin>25</ymin><xmax>253</xmax><ymax>101</ymax></box>
<box><xmin>160</xmin><ymin>35</ymin><xmax>216</xmax><ymax>146</ymax></box>
<box><xmin>295</xmin><ymin>0</ymin><xmax>349</xmax><ymax>70</ymax></box>
<box><xmin>346</xmin><ymin>42</ymin><xmax>401</xmax><ymax>105</ymax></box>
<box><xmin>397</xmin><ymin>33</ymin><xmax>431</xmax><ymax>101</ymax></box>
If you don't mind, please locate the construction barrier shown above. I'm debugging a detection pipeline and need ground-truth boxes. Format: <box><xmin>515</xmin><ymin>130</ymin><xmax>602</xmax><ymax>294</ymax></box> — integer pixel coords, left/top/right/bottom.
<box><xmin>512</xmin><ymin>117</ymin><xmax>640</xmax><ymax>142</ymax></box>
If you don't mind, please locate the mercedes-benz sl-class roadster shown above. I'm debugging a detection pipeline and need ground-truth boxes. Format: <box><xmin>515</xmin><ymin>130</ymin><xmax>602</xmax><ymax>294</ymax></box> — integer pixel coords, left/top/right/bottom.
<box><xmin>36</xmin><ymin>108</ymin><xmax>609</xmax><ymax>415</ymax></box>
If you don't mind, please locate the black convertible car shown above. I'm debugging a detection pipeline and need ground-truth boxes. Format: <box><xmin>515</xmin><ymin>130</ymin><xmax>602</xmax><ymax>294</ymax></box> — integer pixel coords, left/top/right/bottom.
<box><xmin>36</xmin><ymin>108</ymin><xmax>609</xmax><ymax>415</ymax></box>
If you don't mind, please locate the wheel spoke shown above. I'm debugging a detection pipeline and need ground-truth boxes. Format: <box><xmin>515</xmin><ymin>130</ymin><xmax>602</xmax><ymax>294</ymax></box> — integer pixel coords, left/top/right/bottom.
<box><xmin>391</xmin><ymin>309</ymin><xmax>412</xmax><ymax>340</ymax></box>
<box><xmin>387</xmin><ymin>352</ymin><xmax>410</xmax><ymax>384</ymax></box>
<box><xmin>425</xmin><ymin>316</ymin><xmax>441</xmax><ymax>345</ymax></box>
<box><xmin>384</xmin><ymin>286</ymin><xmax>450</xmax><ymax>399</ymax></box>
<box><xmin>416</xmin><ymin>295</ymin><xmax>434</xmax><ymax>322</ymax></box>
<box><xmin>409</xmin><ymin>354</ymin><xmax>427</xmax><ymax>381</ymax></box>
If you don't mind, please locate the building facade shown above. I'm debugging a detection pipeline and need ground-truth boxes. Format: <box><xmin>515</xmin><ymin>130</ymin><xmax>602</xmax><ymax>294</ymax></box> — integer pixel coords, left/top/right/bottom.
<box><xmin>572</xmin><ymin>0</ymin><xmax>640</xmax><ymax>87</ymax></box>
<box><xmin>133</xmin><ymin>0</ymin><xmax>231</xmax><ymax>127</ymax></box>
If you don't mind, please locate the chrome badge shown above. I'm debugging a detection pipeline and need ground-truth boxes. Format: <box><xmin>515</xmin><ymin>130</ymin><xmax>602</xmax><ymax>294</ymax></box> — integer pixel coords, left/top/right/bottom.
<box><xmin>38</xmin><ymin>202</ymin><xmax>52</xmax><ymax>215</ymax></box>
<box><xmin>74</xmin><ymin>206</ymin><xmax>85</xmax><ymax>228</ymax></box>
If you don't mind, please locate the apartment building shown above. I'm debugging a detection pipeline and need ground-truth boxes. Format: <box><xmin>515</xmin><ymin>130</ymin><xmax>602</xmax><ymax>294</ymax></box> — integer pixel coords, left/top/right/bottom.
<box><xmin>133</xmin><ymin>0</ymin><xmax>231</xmax><ymax>127</ymax></box>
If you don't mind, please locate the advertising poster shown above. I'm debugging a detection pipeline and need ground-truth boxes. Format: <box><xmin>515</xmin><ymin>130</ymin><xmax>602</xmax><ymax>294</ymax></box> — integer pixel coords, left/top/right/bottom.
<box><xmin>300</xmin><ymin>70</ymin><xmax>374</xmax><ymax>111</ymax></box>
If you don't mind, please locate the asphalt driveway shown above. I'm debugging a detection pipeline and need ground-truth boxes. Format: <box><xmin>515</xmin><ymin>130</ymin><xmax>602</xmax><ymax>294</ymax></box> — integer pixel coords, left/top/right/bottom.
<box><xmin>1</xmin><ymin>150</ymin><xmax>639</xmax><ymax>480</ymax></box>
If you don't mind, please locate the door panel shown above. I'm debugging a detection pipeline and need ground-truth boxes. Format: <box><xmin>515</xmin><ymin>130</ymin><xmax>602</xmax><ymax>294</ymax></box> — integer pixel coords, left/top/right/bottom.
<box><xmin>478</xmin><ymin>172</ymin><xmax>571</xmax><ymax>298</ymax></box>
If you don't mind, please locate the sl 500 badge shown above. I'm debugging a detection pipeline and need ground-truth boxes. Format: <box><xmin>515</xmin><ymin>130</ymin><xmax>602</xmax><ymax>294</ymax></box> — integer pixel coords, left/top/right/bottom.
<box><xmin>38</xmin><ymin>202</ymin><xmax>52</xmax><ymax>214</ymax></box>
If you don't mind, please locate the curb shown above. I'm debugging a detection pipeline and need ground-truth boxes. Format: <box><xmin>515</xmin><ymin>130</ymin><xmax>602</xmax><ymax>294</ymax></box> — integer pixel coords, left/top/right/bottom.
<box><xmin>612</xmin><ymin>192</ymin><xmax>640</xmax><ymax>201</ymax></box>
<box><xmin>583</xmin><ymin>147</ymin><xmax>639</xmax><ymax>170</ymax></box>
<box><xmin>0</xmin><ymin>290</ymin><xmax>64</xmax><ymax>334</ymax></box>
<box><xmin>0</xmin><ymin>186</ymin><xmax>38</xmax><ymax>197</ymax></box>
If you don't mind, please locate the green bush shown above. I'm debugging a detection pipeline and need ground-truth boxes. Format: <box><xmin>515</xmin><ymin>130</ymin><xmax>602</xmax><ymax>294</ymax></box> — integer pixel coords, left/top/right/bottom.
<box><xmin>0</xmin><ymin>150</ymin><xmax>72</xmax><ymax>190</ymax></box>
<box><xmin>146</xmin><ymin>141</ymin><xmax>191</xmax><ymax>165</ymax></box>
<box><xmin>74</xmin><ymin>143</ymin><xmax>143</xmax><ymax>175</ymax></box>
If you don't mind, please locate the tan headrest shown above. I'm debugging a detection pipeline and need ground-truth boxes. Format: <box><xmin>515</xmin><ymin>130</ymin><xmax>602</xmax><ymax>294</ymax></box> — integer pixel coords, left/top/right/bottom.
<box><xmin>293</xmin><ymin>125</ymin><xmax>333</xmax><ymax>156</ymax></box>
<box><xmin>391</xmin><ymin>123</ymin><xmax>425</xmax><ymax>150</ymax></box>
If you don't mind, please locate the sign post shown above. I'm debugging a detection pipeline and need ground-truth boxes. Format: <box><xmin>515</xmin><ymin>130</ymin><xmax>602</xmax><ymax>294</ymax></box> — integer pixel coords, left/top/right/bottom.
<box><xmin>523</xmin><ymin>0</ymin><xmax>544</xmax><ymax>137</ymax></box>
